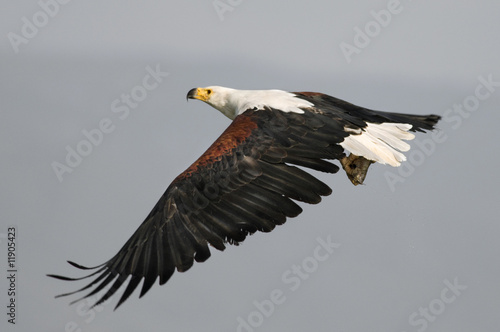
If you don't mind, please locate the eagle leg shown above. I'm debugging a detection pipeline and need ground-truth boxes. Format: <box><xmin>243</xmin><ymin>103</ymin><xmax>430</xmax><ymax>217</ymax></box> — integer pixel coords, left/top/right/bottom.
<box><xmin>340</xmin><ymin>154</ymin><xmax>374</xmax><ymax>186</ymax></box>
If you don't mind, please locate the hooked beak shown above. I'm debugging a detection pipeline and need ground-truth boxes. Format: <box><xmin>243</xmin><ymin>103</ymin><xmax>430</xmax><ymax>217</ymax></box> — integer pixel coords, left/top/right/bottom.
<box><xmin>186</xmin><ymin>88</ymin><xmax>198</xmax><ymax>101</ymax></box>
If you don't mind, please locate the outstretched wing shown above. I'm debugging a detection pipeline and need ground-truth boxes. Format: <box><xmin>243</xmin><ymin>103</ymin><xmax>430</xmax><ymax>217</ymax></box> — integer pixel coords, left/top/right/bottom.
<box><xmin>48</xmin><ymin>107</ymin><xmax>349</xmax><ymax>309</ymax></box>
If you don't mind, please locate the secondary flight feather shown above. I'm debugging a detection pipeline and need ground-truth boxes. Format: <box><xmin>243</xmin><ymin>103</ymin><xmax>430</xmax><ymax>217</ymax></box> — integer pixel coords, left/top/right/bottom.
<box><xmin>48</xmin><ymin>86</ymin><xmax>441</xmax><ymax>309</ymax></box>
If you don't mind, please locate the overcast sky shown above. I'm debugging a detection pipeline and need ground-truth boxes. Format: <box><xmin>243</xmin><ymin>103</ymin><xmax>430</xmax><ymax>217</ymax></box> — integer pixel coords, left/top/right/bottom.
<box><xmin>2</xmin><ymin>1</ymin><xmax>500</xmax><ymax>331</ymax></box>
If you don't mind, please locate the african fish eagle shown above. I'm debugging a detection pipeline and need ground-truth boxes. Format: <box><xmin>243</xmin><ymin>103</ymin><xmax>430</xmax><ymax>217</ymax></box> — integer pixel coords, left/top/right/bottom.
<box><xmin>48</xmin><ymin>86</ymin><xmax>441</xmax><ymax>309</ymax></box>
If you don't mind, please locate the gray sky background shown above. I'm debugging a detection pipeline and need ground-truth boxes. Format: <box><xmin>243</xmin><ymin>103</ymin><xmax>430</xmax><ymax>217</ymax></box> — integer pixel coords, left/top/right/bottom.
<box><xmin>1</xmin><ymin>1</ymin><xmax>500</xmax><ymax>331</ymax></box>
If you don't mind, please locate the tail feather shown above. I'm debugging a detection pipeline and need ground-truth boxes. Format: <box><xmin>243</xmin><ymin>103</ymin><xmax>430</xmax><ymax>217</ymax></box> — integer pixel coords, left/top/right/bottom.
<box><xmin>293</xmin><ymin>92</ymin><xmax>441</xmax><ymax>167</ymax></box>
<box><xmin>339</xmin><ymin>110</ymin><xmax>441</xmax><ymax>167</ymax></box>
<box><xmin>340</xmin><ymin>122</ymin><xmax>415</xmax><ymax>167</ymax></box>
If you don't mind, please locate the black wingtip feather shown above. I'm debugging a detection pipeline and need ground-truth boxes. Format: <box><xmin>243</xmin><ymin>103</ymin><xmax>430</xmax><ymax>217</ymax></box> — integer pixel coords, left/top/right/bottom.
<box><xmin>139</xmin><ymin>274</ymin><xmax>158</xmax><ymax>298</ymax></box>
<box><xmin>89</xmin><ymin>273</ymin><xmax>129</xmax><ymax>310</ymax></box>
<box><xmin>115</xmin><ymin>275</ymin><xmax>142</xmax><ymax>310</ymax></box>
<box><xmin>67</xmin><ymin>260</ymin><xmax>106</xmax><ymax>270</ymax></box>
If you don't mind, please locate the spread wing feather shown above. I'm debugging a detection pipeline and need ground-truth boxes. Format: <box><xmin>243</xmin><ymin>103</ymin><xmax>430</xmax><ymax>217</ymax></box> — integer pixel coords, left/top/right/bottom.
<box><xmin>48</xmin><ymin>107</ymin><xmax>347</xmax><ymax>309</ymax></box>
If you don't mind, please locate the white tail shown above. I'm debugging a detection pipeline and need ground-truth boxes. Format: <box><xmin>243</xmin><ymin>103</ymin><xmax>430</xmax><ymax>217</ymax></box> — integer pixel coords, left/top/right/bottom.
<box><xmin>340</xmin><ymin>122</ymin><xmax>415</xmax><ymax>167</ymax></box>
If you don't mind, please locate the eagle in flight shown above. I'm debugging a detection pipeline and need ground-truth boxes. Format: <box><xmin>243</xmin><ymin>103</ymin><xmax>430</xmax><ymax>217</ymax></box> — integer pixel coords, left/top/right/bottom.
<box><xmin>49</xmin><ymin>86</ymin><xmax>441</xmax><ymax>309</ymax></box>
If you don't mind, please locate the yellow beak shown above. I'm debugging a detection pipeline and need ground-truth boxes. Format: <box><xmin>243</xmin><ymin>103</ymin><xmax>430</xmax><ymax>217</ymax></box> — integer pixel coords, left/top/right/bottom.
<box><xmin>186</xmin><ymin>88</ymin><xmax>211</xmax><ymax>102</ymax></box>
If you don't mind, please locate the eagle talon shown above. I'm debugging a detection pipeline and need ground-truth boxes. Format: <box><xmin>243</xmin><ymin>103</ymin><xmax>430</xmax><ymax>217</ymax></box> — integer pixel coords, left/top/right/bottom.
<box><xmin>340</xmin><ymin>154</ymin><xmax>374</xmax><ymax>186</ymax></box>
